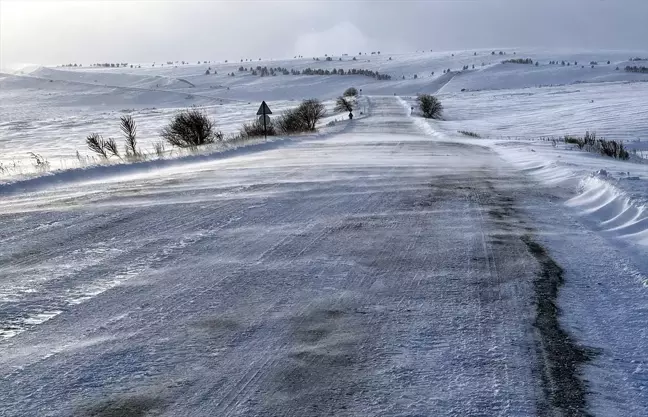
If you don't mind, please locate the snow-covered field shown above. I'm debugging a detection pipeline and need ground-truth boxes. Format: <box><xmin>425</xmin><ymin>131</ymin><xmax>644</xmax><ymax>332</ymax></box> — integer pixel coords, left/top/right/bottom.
<box><xmin>2</xmin><ymin>48</ymin><xmax>648</xmax><ymax>176</ymax></box>
<box><xmin>1</xmin><ymin>48</ymin><xmax>648</xmax><ymax>416</ymax></box>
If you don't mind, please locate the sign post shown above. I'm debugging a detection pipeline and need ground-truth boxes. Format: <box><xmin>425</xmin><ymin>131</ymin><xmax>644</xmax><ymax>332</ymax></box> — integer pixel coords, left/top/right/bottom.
<box><xmin>256</xmin><ymin>101</ymin><xmax>273</xmax><ymax>140</ymax></box>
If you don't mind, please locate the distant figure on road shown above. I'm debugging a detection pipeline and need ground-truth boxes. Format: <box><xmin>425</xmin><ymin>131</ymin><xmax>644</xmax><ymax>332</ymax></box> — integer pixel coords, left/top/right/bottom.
<box><xmin>349</xmin><ymin>112</ymin><xmax>353</xmax><ymax>120</ymax></box>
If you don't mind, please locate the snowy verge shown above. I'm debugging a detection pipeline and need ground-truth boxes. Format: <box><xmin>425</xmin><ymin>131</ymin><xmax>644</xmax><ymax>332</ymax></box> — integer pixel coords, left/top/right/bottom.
<box><xmin>0</xmin><ymin>117</ymin><xmax>356</xmax><ymax>195</ymax></box>
<box><xmin>495</xmin><ymin>141</ymin><xmax>648</xmax><ymax>248</ymax></box>
<box><xmin>413</xmin><ymin>115</ymin><xmax>648</xmax><ymax>249</ymax></box>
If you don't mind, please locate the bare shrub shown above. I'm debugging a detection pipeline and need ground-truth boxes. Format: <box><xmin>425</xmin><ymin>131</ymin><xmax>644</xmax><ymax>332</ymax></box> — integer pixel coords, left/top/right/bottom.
<box><xmin>161</xmin><ymin>109</ymin><xmax>219</xmax><ymax>148</ymax></box>
<box><xmin>120</xmin><ymin>115</ymin><xmax>139</xmax><ymax>158</ymax></box>
<box><xmin>275</xmin><ymin>109</ymin><xmax>307</xmax><ymax>134</ymax></box>
<box><xmin>153</xmin><ymin>141</ymin><xmax>165</xmax><ymax>158</ymax></box>
<box><xmin>564</xmin><ymin>135</ymin><xmax>584</xmax><ymax>149</ymax></box>
<box><xmin>296</xmin><ymin>99</ymin><xmax>326</xmax><ymax>131</ymax></box>
<box><xmin>335</xmin><ymin>96</ymin><xmax>354</xmax><ymax>113</ymax></box>
<box><xmin>458</xmin><ymin>130</ymin><xmax>480</xmax><ymax>138</ymax></box>
<box><xmin>565</xmin><ymin>132</ymin><xmax>629</xmax><ymax>160</ymax></box>
<box><xmin>86</xmin><ymin>133</ymin><xmax>108</xmax><ymax>159</ymax></box>
<box><xmin>240</xmin><ymin>119</ymin><xmax>276</xmax><ymax>138</ymax></box>
<box><xmin>28</xmin><ymin>152</ymin><xmax>50</xmax><ymax>172</ymax></box>
<box><xmin>417</xmin><ymin>94</ymin><xmax>443</xmax><ymax>119</ymax></box>
<box><xmin>599</xmin><ymin>138</ymin><xmax>629</xmax><ymax>160</ymax></box>
<box><xmin>104</xmin><ymin>138</ymin><xmax>121</xmax><ymax>159</ymax></box>
<box><xmin>273</xmin><ymin>99</ymin><xmax>327</xmax><ymax>134</ymax></box>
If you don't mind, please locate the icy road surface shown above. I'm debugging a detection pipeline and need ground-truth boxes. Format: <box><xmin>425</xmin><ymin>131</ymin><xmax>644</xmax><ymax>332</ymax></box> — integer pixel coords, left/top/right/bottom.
<box><xmin>2</xmin><ymin>97</ymin><xmax>589</xmax><ymax>416</ymax></box>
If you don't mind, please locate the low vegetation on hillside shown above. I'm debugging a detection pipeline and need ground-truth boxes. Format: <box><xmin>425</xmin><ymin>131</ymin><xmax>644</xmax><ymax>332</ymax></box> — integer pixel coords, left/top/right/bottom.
<box><xmin>502</xmin><ymin>58</ymin><xmax>534</xmax><ymax>65</ymax></box>
<box><xmin>458</xmin><ymin>130</ymin><xmax>481</xmax><ymax>138</ymax></box>
<box><xmin>564</xmin><ymin>132</ymin><xmax>629</xmax><ymax>160</ymax></box>
<box><xmin>82</xmin><ymin>99</ymin><xmax>330</xmax><ymax>160</ymax></box>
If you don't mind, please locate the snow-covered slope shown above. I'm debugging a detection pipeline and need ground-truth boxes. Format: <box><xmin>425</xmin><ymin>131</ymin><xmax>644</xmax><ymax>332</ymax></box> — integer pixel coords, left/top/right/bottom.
<box><xmin>1</xmin><ymin>47</ymin><xmax>647</xmax><ymax>180</ymax></box>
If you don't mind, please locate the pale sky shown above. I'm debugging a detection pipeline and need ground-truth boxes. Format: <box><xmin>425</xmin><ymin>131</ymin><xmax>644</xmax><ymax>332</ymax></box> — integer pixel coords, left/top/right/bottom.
<box><xmin>1</xmin><ymin>0</ymin><xmax>647</xmax><ymax>67</ymax></box>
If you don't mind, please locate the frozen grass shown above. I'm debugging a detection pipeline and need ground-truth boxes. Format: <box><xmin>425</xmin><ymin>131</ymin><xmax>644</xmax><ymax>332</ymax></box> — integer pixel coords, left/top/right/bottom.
<box><xmin>458</xmin><ymin>130</ymin><xmax>481</xmax><ymax>138</ymax></box>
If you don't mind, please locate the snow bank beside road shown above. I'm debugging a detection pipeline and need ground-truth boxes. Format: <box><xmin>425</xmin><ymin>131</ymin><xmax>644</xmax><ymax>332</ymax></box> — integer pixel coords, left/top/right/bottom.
<box><xmin>413</xmin><ymin>108</ymin><xmax>648</xmax><ymax>250</ymax></box>
<box><xmin>495</xmin><ymin>140</ymin><xmax>648</xmax><ymax>248</ymax></box>
<box><xmin>0</xmin><ymin>136</ymin><xmax>295</xmax><ymax>195</ymax></box>
<box><xmin>0</xmin><ymin>113</ymin><xmax>358</xmax><ymax>195</ymax></box>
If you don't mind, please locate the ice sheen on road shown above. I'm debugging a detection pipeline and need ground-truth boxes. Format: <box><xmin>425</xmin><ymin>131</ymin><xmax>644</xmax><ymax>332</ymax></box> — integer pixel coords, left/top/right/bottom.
<box><xmin>2</xmin><ymin>97</ymin><xmax>550</xmax><ymax>416</ymax></box>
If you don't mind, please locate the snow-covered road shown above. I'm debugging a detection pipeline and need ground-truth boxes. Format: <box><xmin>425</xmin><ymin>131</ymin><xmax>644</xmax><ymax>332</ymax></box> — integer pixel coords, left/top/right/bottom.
<box><xmin>0</xmin><ymin>97</ymin><xmax>617</xmax><ymax>416</ymax></box>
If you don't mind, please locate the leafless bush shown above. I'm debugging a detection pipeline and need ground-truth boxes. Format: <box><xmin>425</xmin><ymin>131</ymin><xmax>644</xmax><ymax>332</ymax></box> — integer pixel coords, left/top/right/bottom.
<box><xmin>86</xmin><ymin>133</ymin><xmax>121</xmax><ymax>159</ymax></box>
<box><xmin>275</xmin><ymin>109</ymin><xmax>307</xmax><ymax>134</ymax></box>
<box><xmin>564</xmin><ymin>132</ymin><xmax>629</xmax><ymax>160</ymax></box>
<box><xmin>86</xmin><ymin>133</ymin><xmax>109</xmax><ymax>159</ymax></box>
<box><xmin>564</xmin><ymin>135</ymin><xmax>584</xmax><ymax>149</ymax></box>
<box><xmin>239</xmin><ymin>119</ymin><xmax>276</xmax><ymax>138</ymax></box>
<box><xmin>120</xmin><ymin>115</ymin><xmax>139</xmax><ymax>158</ymax></box>
<box><xmin>153</xmin><ymin>141</ymin><xmax>165</xmax><ymax>158</ymax></box>
<box><xmin>104</xmin><ymin>138</ymin><xmax>121</xmax><ymax>159</ymax></box>
<box><xmin>335</xmin><ymin>96</ymin><xmax>354</xmax><ymax>113</ymax></box>
<box><xmin>161</xmin><ymin>109</ymin><xmax>219</xmax><ymax>148</ymax></box>
<box><xmin>296</xmin><ymin>99</ymin><xmax>326</xmax><ymax>131</ymax></box>
<box><xmin>273</xmin><ymin>99</ymin><xmax>327</xmax><ymax>134</ymax></box>
<box><xmin>458</xmin><ymin>130</ymin><xmax>480</xmax><ymax>138</ymax></box>
<box><xmin>28</xmin><ymin>152</ymin><xmax>50</xmax><ymax>172</ymax></box>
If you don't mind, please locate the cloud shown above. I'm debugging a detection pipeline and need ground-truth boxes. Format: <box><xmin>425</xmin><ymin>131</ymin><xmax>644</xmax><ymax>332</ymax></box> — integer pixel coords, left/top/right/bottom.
<box><xmin>1</xmin><ymin>0</ymin><xmax>647</xmax><ymax>66</ymax></box>
<box><xmin>293</xmin><ymin>22</ymin><xmax>373</xmax><ymax>57</ymax></box>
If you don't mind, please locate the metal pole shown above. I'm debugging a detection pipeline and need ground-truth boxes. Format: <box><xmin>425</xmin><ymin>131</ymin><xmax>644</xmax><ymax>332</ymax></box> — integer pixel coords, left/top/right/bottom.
<box><xmin>263</xmin><ymin>109</ymin><xmax>267</xmax><ymax>140</ymax></box>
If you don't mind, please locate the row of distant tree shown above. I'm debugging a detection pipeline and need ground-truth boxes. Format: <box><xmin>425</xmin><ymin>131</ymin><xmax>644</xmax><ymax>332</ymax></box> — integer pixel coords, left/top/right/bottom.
<box><xmin>60</xmin><ymin>54</ymin><xmax>647</xmax><ymax>71</ymax></box>
<box><xmin>219</xmin><ymin>65</ymin><xmax>391</xmax><ymax>80</ymax></box>
<box><xmin>625</xmin><ymin>66</ymin><xmax>648</xmax><ymax>73</ymax></box>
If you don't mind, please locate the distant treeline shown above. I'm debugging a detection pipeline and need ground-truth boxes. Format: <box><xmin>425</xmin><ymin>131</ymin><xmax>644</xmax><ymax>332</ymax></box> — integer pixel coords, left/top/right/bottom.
<box><xmin>502</xmin><ymin>58</ymin><xmax>534</xmax><ymax>65</ymax></box>
<box><xmin>89</xmin><ymin>63</ymin><xmax>143</xmax><ymax>68</ymax></box>
<box><xmin>235</xmin><ymin>65</ymin><xmax>392</xmax><ymax>80</ymax></box>
<box><xmin>625</xmin><ymin>66</ymin><xmax>648</xmax><ymax>74</ymax></box>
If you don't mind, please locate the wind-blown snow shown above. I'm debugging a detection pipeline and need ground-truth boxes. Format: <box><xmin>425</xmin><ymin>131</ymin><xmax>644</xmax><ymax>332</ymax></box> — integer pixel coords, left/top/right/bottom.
<box><xmin>1</xmin><ymin>47</ymin><xmax>648</xmax><ymax>416</ymax></box>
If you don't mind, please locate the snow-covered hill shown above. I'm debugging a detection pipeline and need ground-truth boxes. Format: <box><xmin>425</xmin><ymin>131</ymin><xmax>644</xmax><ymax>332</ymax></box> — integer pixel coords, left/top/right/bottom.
<box><xmin>1</xmin><ymin>47</ymin><xmax>647</xmax><ymax>176</ymax></box>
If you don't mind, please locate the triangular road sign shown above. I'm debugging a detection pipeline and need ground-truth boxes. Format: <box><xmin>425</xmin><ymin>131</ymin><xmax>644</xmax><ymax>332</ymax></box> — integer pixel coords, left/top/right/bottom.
<box><xmin>256</xmin><ymin>101</ymin><xmax>272</xmax><ymax>115</ymax></box>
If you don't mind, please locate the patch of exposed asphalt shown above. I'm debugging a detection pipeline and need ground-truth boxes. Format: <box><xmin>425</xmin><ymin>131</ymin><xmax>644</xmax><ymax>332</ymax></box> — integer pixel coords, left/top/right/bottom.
<box><xmin>466</xmin><ymin>169</ymin><xmax>593</xmax><ymax>417</ymax></box>
<box><xmin>522</xmin><ymin>236</ymin><xmax>594</xmax><ymax>417</ymax></box>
